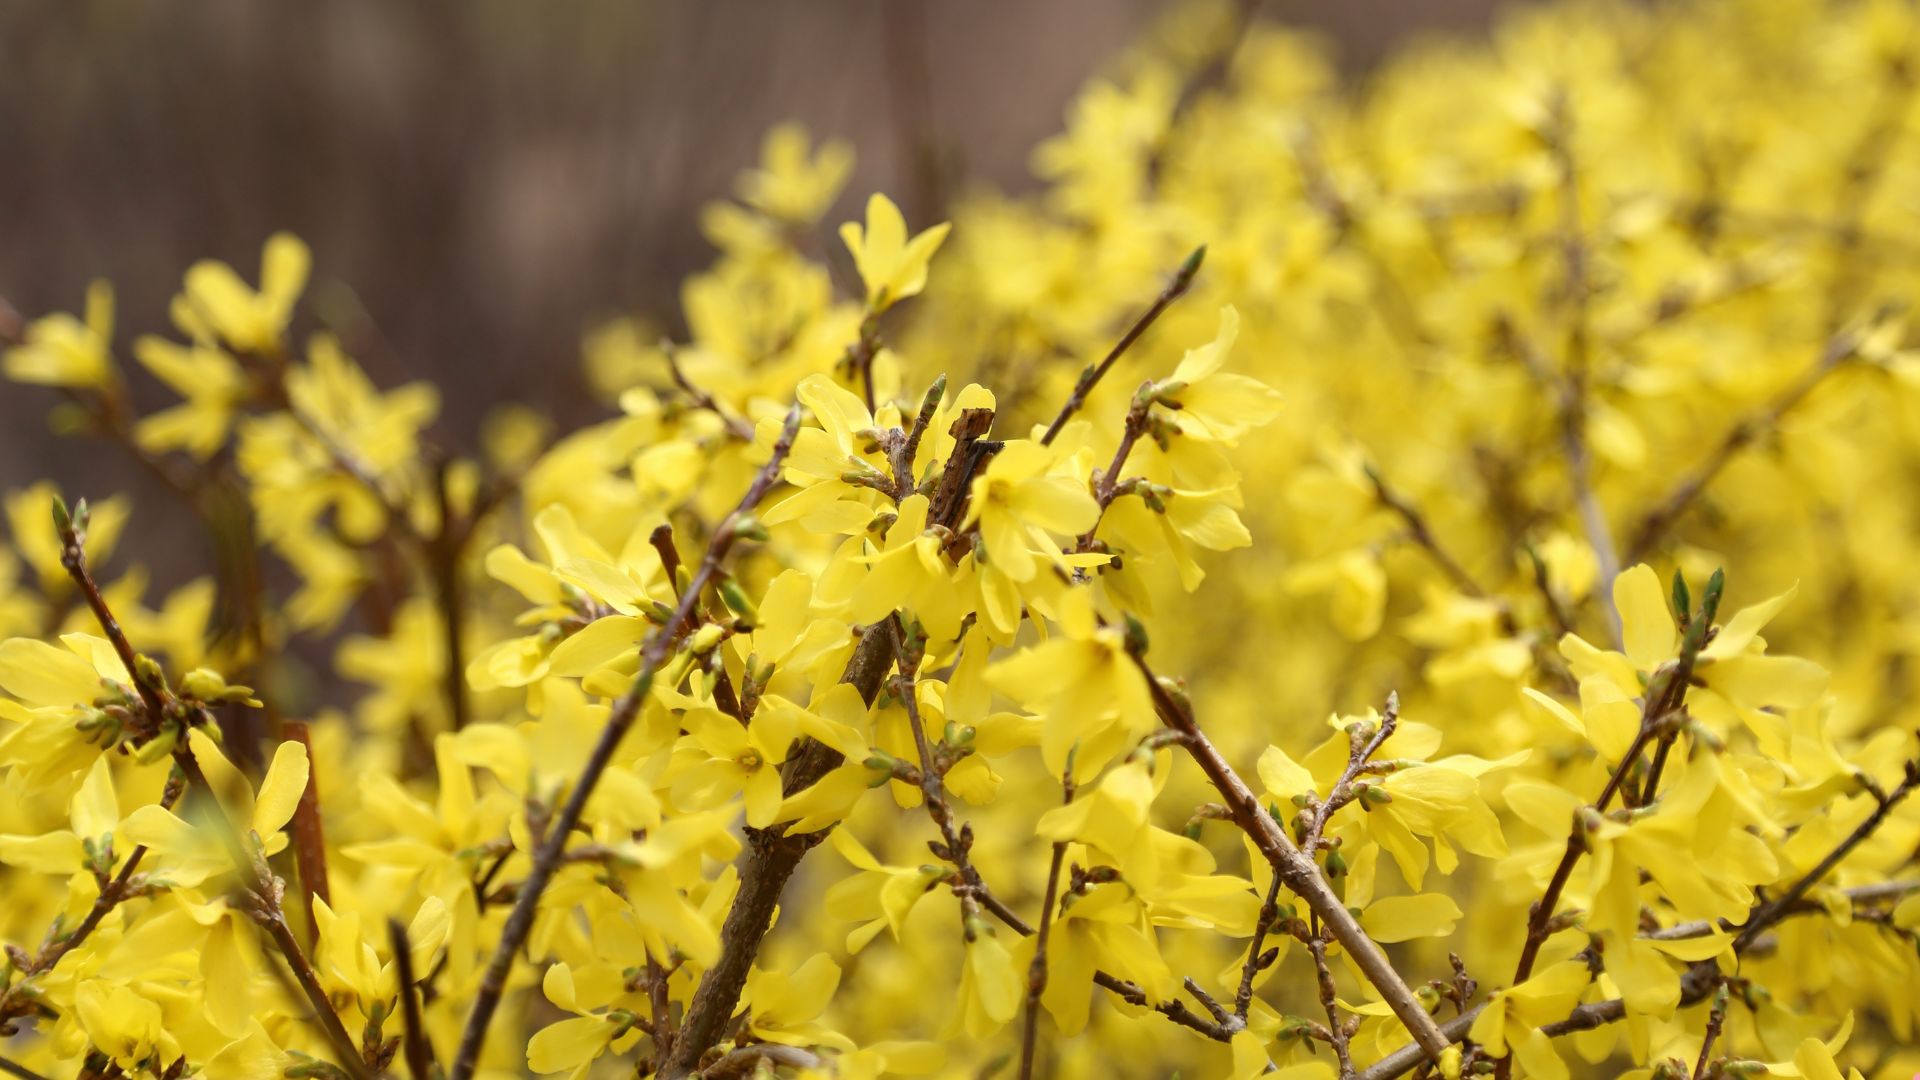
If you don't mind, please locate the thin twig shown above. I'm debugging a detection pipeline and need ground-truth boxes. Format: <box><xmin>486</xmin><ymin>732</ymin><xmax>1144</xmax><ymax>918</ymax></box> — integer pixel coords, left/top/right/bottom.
<box><xmin>1017</xmin><ymin>770</ymin><xmax>1075</xmax><ymax>1080</ymax></box>
<box><xmin>1039</xmin><ymin>247</ymin><xmax>1205</xmax><ymax>446</ymax></box>
<box><xmin>388</xmin><ymin>918</ymin><xmax>436</xmax><ymax>1080</ymax></box>
<box><xmin>450</xmin><ymin>406</ymin><xmax>803</xmax><ymax>1080</ymax></box>
<box><xmin>1127</xmin><ymin>651</ymin><xmax>1451</xmax><ymax>1060</ymax></box>
<box><xmin>0</xmin><ymin>1056</ymin><xmax>52</xmax><ymax>1080</ymax></box>
<box><xmin>1735</xmin><ymin>761</ymin><xmax>1919</xmax><ymax>951</ymax></box>
<box><xmin>1692</xmin><ymin>979</ymin><xmax>1729</xmax><ymax>1080</ymax></box>
<box><xmin>1365</xmin><ymin>467</ymin><xmax>1488</xmax><ymax>599</ymax></box>
<box><xmin>1624</xmin><ymin>330</ymin><xmax>1860</xmax><ymax>563</ymax></box>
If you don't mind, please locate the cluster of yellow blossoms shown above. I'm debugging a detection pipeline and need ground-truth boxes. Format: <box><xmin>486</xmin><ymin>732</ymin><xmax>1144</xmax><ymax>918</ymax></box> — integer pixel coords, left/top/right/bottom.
<box><xmin>5</xmin><ymin>0</ymin><xmax>1920</xmax><ymax>1077</ymax></box>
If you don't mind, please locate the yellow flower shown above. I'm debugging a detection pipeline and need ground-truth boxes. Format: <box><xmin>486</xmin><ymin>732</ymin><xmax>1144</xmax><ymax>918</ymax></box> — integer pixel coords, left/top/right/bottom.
<box><xmin>2</xmin><ymin>280</ymin><xmax>116</xmax><ymax>389</ymax></box>
<box><xmin>131</xmin><ymin>337</ymin><xmax>250</xmax><ymax>460</ymax></box>
<box><xmin>173</xmin><ymin>232</ymin><xmax>310</xmax><ymax>354</ymax></box>
<box><xmin>1158</xmin><ymin>306</ymin><xmax>1283</xmax><ymax>444</ymax></box>
<box><xmin>0</xmin><ymin>753</ymin><xmax>127</xmax><ymax>876</ymax></box>
<box><xmin>743</xmin><ymin>953</ymin><xmax>852</xmax><ymax>1048</ymax></box>
<box><xmin>964</xmin><ymin>439</ymin><xmax>1100</xmax><ymax>583</ymax></box>
<box><xmin>985</xmin><ymin>591</ymin><xmax>1157</xmax><ymax>778</ymax></box>
<box><xmin>737</xmin><ymin>123</ymin><xmax>854</xmax><ymax>225</ymax></box>
<box><xmin>121</xmin><ymin>731</ymin><xmax>309</xmax><ymax>886</ymax></box>
<box><xmin>839</xmin><ymin>193</ymin><xmax>951</xmax><ymax>310</ymax></box>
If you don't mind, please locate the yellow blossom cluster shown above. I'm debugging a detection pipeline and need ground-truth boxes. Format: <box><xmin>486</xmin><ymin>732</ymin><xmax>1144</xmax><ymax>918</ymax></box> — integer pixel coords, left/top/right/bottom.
<box><xmin>3</xmin><ymin>0</ymin><xmax>1920</xmax><ymax>1078</ymax></box>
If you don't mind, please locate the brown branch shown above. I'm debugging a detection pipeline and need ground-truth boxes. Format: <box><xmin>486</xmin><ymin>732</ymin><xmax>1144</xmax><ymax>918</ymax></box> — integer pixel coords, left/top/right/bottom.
<box><xmin>53</xmin><ymin>497</ymin><xmax>167</xmax><ymax>721</ymax></box>
<box><xmin>1736</xmin><ymin>760</ymin><xmax>1919</xmax><ymax>951</ymax></box>
<box><xmin>1232</xmin><ymin>869</ymin><xmax>1284</xmax><ymax>1021</ymax></box>
<box><xmin>451</xmin><ymin>406</ymin><xmax>803</xmax><ymax>1080</ymax></box>
<box><xmin>1039</xmin><ymin>247</ymin><xmax>1205</xmax><ymax>446</ymax></box>
<box><xmin>1365</xmin><ymin>467</ymin><xmax>1488</xmax><ymax>599</ymax></box>
<box><xmin>388</xmin><ymin>918</ymin><xmax>436</xmax><ymax>1080</ymax></box>
<box><xmin>1624</xmin><ymin>331</ymin><xmax>1859</xmax><ymax>563</ymax></box>
<box><xmin>1692</xmin><ymin>979</ymin><xmax>1729</xmax><ymax>1080</ymax></box>
<box><xmin>657</xmin><ymin>622</ymin><xmax>900</xmax><ymax>1078</ymax></box>
<box><xmin>172</xmin><ymin>751</ymin><xmax>372</xmax><ymax>1080</ymax></box>
<box><xmin>430</xmin><ymin>459</ymin><xmax>472</xmax><ymax>731</ymax></box>
<box><xmin>665</xmin><ymin>343</ymin><xmax>755</xmax><ymax>442</ymax></box>
<box><xmin>1018</xmin><ymin>771</ymin><xmax>1075</xmax><ymax>1080</ymax></box>
<box><xmin>697</xmin><ymin>1043</ymin><xmax>823</xmax><ymax>1078</ymax></box>
<box><xmin>1308</xmin><ymin>925</ymin><xmax>1356</xmax><ymax>1078</ymax></box>
<box><xmin>1127</xmin><ymin>651</ymin><xmax>1451</xmax><ymax>1061</ymax></box>
<box><xmin>1646</xmin><ymin>879</ymin><xmax>1920</xmax><ymax>940</ymax></box>
<box><xmin>281</xmin><ymin>720</ymin><xmax>330</xmax><ymax>941</ymax></box>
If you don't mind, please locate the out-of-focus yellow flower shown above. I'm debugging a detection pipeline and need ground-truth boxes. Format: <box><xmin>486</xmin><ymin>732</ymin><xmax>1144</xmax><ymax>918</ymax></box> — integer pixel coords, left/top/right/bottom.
<box><xmin>2</xmin><ymin>280</ymin><xmax>116</xmax><ymax>389</ymax></box>
<box><xmin>839</xmin><ymin>193</ymin><xmax>951</xmax><ymax>311</ymax></box>
<box><xmin>172</xmin><ymin>232</ymin><xmax>310</xmax><ymax>354</ymax></box>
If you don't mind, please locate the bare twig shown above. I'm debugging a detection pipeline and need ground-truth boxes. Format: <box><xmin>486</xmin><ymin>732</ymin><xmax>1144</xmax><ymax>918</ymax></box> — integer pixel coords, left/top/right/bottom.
<box><xmin>282</xmin><ymin>719</ymin><xmax>330</xmax><ymax>939</ymax></box>
<box><xmin>1127</xmin><ymin>651</ymin><xmax>1451</xmax><ymax>1060</ymax></box>
<box><xmin>1624</xmin><ymin>331</ymin><xmax>1859</xmax><ymax>563</ymax></box>
<box><xmin>1040</xmin><ymin>247</ymin><xmax>1205</xmax><ymax>446</ymax></box>
<box><xmin>388</xmin><ymin>918</ymin><xmax>437</xmax><ymax>1080</ymax></box>
<box><xmin>1365</xmin><ymin>467</ymin><xmax>1489</xmax><ymax>599</ymax></box>
<box><xmin>1018</xmin><ymin>770</ymin><xmax>1075</xmax><ymax>1080</ymax></box>
<box><xmin>1735</xmin><ymin>760</ymin><xmax>1919</xmax><ymax>951</ymax></box>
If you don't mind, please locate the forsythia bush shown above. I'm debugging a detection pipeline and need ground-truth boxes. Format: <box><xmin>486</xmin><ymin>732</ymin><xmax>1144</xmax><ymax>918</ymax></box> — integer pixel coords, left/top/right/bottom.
<box><xmin>4</xmin><ymin>0</ymin><xmax>1920</xmax><ymax>1077</ymax></box>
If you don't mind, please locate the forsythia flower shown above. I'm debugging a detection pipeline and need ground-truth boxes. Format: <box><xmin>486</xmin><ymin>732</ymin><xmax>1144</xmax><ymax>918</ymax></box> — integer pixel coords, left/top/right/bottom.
<box><xmin>840</xmin><ymin>193</ymin><xmax>951</xmax><ymax>310</ymax></box>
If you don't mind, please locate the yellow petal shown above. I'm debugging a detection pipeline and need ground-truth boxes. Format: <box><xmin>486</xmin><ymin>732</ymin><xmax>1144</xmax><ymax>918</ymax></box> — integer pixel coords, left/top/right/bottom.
<box><xmin>251</xmin><ymin>739</ymin><xmax>311</xmax><ymax>837</ymax></box>
<box><xmin>1361</xmin><ymin>893</ymin><xmax>1464</xmax><ymax>942</ymax></box>
<box><xmin>1614</xmin><ymin>564</ymin><xmax>1676</xmax><ymax>671</ymax></box>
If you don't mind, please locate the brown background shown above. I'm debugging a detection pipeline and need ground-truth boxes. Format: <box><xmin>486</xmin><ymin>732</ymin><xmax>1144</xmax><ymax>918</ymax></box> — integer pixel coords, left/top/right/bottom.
<box><xmin>0</xmin><ymin>0</ymin><xmax>1509</xmax><ymax>518</ymax></box>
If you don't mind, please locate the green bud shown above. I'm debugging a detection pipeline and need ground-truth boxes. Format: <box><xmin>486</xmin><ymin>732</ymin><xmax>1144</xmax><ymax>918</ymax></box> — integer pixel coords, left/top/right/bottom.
<box><xmin>134</xmin><ymin>725</ymin><xmax>180</xmax><ymax>765</ymax></box>
<box><xmin>134</xmin><ymin>655</ymin><xmax>167</xmax><ymax>692</ymax></box>
<box><xmin>1670</xmin><ymin>569</ymin><xmax>1690</xmax><ymax>625</ymax></box>
<box><xmin>180</xmin><ymin>667</ymin><xmax>229</xmax><ymax>701</ymax></box>
<box><xmin>717</xmin><ymin>577</ymin><xmax>758</xmax><ymax>627</ymax></box>
<box><xmin>731</xmin><ymin>514</ymin><xmax>769</xmax><ymax>542</ymax></box>
<box><xmin>1702</xmin><ymin>566</ymin><xmax>1726</xmax><ymax>622</ymax></box>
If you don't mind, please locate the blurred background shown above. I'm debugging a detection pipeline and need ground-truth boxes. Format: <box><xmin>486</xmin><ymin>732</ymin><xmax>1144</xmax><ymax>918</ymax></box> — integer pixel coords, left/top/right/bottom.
<box><xmin>0</xmin><ymin>0</ymin><xmax>1508</xmax><ymax>518</ymax></box>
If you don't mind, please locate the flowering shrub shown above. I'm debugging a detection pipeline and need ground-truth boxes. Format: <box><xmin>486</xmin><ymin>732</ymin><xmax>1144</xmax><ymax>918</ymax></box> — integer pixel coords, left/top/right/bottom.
<box><xmin>4</xmin><ymin>0</ymin><xmax>1920</xmax><ymax>1078</ymax></box>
